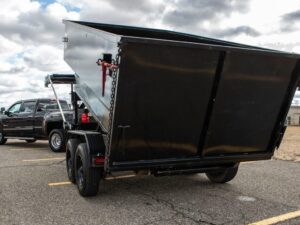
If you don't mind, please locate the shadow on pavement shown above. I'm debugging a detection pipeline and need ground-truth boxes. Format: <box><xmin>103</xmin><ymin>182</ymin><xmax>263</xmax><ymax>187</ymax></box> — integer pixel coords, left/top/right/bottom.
<box><xmin>4</xmin><ymin>140</ymin><xmax>49</xmax><ymax>149</ymax></box>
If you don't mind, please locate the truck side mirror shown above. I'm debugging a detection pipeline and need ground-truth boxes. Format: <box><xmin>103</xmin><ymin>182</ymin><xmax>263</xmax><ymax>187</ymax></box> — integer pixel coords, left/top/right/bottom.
<box><xmin>4</xmin><ymin>111</ymin><xmax>11</xmax><ymax>116</ymax></box>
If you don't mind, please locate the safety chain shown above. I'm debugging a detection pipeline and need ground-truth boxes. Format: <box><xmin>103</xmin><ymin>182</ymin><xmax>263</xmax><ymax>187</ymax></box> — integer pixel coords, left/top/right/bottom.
<box><xmin>105</xmin><ymin>48</ymin><xmax>121</xmax><ymax>169</ymax></box>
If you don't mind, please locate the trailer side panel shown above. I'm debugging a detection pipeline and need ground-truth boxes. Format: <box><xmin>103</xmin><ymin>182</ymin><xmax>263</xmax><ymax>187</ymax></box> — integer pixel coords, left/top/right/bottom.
<box><xmin>202</xmin><ymin>52</ymin><xmax>298</xmax><ymax>156</ymax></box>
<box><xmin>110</xmin><ymin>41</ymin><xmax>219</xmax><ymax>162</ymax></box>
<box><xmin>64</xmin><ymin>21</ymin><xmax>121</xmax><ymax>132</ymax></box>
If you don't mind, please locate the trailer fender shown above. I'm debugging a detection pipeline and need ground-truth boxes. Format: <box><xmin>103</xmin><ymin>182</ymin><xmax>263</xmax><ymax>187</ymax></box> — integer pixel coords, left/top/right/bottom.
<box><xmin>67</xmin><ymin>130</ymin><xmax>106</xmax><ymax>167</ymax></box>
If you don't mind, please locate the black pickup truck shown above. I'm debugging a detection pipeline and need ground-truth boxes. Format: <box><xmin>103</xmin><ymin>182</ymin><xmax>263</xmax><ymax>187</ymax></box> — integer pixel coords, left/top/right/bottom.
<box><xmin>0</xmin><ymin>98</ymin><xmax>74</xmax><ymax>152</ymax></box>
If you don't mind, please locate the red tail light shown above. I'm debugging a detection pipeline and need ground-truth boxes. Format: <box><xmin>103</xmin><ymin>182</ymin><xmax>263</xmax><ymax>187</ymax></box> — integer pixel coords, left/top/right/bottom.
<box><xmin>94</xmin><ymin>156</ymin><xmax>105</xmax><ymax>165</ymax></box>
<box><xmin>81</xmin><ymin>113</ymin><xmax>90</xmax><ymax>123</ymax></box>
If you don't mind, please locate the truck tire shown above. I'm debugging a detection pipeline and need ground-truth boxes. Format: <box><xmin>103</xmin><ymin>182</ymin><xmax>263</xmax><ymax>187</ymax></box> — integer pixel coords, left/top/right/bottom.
<box><xmin>0</xmin><ymin>132</ymin><xmax>7</xmax><ymax>145</ymax></box>
<box><xmin>206</xmin><ymin>163</ymin><xmax>239</xmax><ymax>183</ymax></box>
<box><xmin>75</xmin><ymin>143</ymin><xmax>102</xmax><ymax>197</ymax></box>
<box><xmin>49</xmin><ymin>129</ymin><xmax>65</xmax><ymax>152</ymax></box>
<box><xmin>26</xmin><ymin>139</ymin><xmax>36</xmax><ymax>143</ymax></box>
<box><xmin>66</xmin><ymin>138</ymin><xmax>81</xmax><ymax>183</ymax></box>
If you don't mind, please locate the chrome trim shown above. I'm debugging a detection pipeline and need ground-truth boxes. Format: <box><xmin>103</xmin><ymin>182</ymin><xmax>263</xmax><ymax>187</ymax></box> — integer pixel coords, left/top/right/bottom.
<box><xmin>51</xmin><ymin>133</ymin><xmax>62</xmax><ymax>149</ymax></box>
<box><xmin>47</xmin><ymin>75</ymin><xmax>67</xmax><ymax>124</ymax></box>
<box><xmin>3</xmin><ymin>127</ymin><xmax>33</xmax><ymax>131</ymax></box>
<box><xmin>5</xmin><ymin>137</ymin><xmax>35</xmax><ymax>140</ymax></box>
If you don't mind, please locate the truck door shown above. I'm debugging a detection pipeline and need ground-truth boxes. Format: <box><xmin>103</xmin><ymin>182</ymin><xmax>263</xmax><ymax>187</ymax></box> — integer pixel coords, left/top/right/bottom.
<box><xmin>34</xmin><ymin>100</ymin><xmax>49</xmax><ymax>137</ymax></box>
<box><xmin>17</xmin><ymin>101</ymin><xmax>37</xmax><ymax>137</ymax></box>
<box><xmin>2</xmin><ymin>102</ymin><xmax>23</xmax><ymax>137</ymax></box>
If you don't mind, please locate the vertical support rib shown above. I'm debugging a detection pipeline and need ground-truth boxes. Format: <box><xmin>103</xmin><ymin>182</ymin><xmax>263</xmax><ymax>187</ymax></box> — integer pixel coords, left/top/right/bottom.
<box><xmin>197</xmin><ymin>51</ymin><xmax>226</xmax><ymax>155</ymax></box>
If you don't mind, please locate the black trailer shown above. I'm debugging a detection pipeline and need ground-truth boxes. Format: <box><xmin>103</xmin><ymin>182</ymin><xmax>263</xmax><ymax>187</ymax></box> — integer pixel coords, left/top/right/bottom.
<box><xmin>49</xmin><ymin>20</ymin><xmax>300</xmax><ymax>196</ymax></box>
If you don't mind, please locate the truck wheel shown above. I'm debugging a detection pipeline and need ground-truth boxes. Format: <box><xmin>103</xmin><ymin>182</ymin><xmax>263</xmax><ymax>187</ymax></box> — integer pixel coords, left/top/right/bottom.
<box><xmin>49</xmin><ymin>129</ymin><xmax>65</xmax><ymax>152</ymax></box>
<box><xmin>75</xmin><ymin>143</ymin><xmax>102</xmax><ymax>197</ymax></box>
<box><xmin>0</xmin><ymin>132</ymin><xmax>7</xmax><ymax>145</ymax></box>
<box><xmin>26</xmin><ymin>139</ymin><xmax>36</xmax><ymax>143</ymax></box>
<box><xmin>66</xmin><ymin>139</ymin><xmax>81</xmax><ymax>183</ymax></box>
<box><xmin>206</xmin><ymin>164</ymin><xmax>239</xmax><ymax>183</ymax></box>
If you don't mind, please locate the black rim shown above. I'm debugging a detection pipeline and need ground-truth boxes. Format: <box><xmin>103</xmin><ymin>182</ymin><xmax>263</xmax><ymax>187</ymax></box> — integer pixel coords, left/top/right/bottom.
<box><xmin>77</xmin><ymin>165</ymin><xmax>84</xmax><ymax>190</ymax></box>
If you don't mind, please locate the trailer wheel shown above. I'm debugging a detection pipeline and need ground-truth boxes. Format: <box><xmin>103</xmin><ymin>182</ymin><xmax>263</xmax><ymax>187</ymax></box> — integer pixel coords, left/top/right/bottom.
<box><xmin>49</xmin><ymin>129</ymin><xmax>65</xmax><ymax>152</ymax></box>
<box><xmin>206</xmin><ymin>164</ymin><xmax>239</xmax><ymax>183</ymax></box>
<box><xmin>66</xmin><ymin>138</ymin><xmax>81</xmax><ymax>183</ymax></box>
<box><xmin>75</xmin><ymin>143</ymin><xmax>102</xmax><ymax>197</ymax></box>
<box><xmin>26</xmin><ymin>139</ymin><xmax>36</xmax><ymax>143</ymax></box>
<box><xmin>0</xmin><ymin>132</ymin><xmax>7</xmax><ymax>145</ymax></box>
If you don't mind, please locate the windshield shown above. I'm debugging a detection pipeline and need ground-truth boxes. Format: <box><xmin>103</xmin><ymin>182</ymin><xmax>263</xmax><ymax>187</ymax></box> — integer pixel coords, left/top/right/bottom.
<box><xmin>38</xmin><ymin>100</ymin><xmax>69</xmax><ymax>111</ymax></box>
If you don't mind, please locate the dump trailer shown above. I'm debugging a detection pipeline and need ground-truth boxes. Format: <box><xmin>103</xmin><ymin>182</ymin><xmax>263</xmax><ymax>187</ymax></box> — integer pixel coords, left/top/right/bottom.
<box><xmin>55</xmin><ymin>20</ymin><xmax>300</xmax><ymax>196</ymax></box>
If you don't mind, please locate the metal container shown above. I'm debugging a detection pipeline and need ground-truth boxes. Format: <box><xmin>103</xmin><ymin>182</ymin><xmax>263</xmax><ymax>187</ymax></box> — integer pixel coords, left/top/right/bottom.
<box><xmin>63</xmin><ymin>20</ymin><xmax>300</xmax><ymax>170</ymax></box>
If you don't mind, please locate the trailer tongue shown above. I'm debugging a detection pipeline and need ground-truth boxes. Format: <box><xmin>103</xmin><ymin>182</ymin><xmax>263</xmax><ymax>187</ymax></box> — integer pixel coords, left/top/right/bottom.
<box><xmin>54</xmin><ymin>20</ymin><xmax>300</xmax><ymax>196</ymax></box>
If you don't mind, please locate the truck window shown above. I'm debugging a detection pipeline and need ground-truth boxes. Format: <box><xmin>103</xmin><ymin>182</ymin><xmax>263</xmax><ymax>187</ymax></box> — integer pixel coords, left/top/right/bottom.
<box><xmin>20</xmin><ymin>101</ymin><xmax>36</xmax><ymax>114</ymax></box>
<box><xmin>8</xmin><ymin>103</ymin><xmax>22</xmax><ymax>114</ymax></box>
<box><xmin>37</xmin><ymin>100</ymin><xmax>69</xmax><ymax>111</ymax></box>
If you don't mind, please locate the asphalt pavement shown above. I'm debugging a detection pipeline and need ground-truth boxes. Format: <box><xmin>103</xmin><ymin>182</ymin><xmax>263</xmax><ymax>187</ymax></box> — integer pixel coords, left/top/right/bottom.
<box><xmin>0</xmin><ymin>140</ymin><xmax>299</xmax><ymax>225</ymax></box>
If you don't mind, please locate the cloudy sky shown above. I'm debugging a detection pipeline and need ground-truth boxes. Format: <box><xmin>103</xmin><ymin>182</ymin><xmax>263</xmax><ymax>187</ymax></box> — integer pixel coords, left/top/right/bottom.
<box><xmin>1</xmin><ymin>0</ymin><xmax>300</xmax><ymax>108</ymax></box>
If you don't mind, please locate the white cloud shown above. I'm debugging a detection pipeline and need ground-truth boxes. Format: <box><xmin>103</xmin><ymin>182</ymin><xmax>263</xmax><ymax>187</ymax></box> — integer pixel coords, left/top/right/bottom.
<box><xmin>0</xmin><ymin>0</ymin><xmax>300</xmax><ymax>109</ymax></box>
<box><xmin>292</xmin><ymin>46</ymin><xmax>300</xmax><ymax>54</ymax></box>
<box><xmin>0</xmin><ymin>0</ymin><xmax>79</xmax><ymax>108</ymax></box>
<box><xmin>23</xmin><ymin>45</ymin><xmax>66</xmax><ymax>72</ymax></box>
<box><xmin>0</xmin><ymin>35</ymin><xmax>23</xmax><ymax>64</ymax></box>
<box><xmin>0</xmin><ymin>0</ymin><xmax>40</xmax><ymax>22</ymax></box>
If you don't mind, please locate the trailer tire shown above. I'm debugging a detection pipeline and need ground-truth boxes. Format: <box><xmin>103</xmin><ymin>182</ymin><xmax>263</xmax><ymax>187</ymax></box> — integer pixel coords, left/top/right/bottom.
<box><xmin>206</xmin><ymin>164</ymin><xmax>239</xmax><ymax>183</ymax></box>
<box><xmin>49</xmin><ymin>129</ymin><xmax>65</xmax><ymax>152</ymax></box>
<box><xmin>75</xmin><ymin>143</ymin><xmax>102</xmax><ymax>197</ymax></box>
<box><xmin>0</xmin><ymin>132</ymin><xmax>7</xmax><ymax>145</ymax></box>
<box><xmin>66</xmin><ymin>138</ymin><xmax>81</xmax><ymax>183</ymax></box>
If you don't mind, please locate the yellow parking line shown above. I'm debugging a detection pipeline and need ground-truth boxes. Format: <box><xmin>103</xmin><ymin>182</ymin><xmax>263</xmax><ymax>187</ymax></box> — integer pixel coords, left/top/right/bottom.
<box><xmin>105</xmin><ymin>174</ymin><xmax>136</xmax><ymax>180</ymax></box>
<box><xmin>23</xmin><ymin>157</ymin><xmax>65</xmax><ymax>162</ymax></box>
<box><xmin>48</xmin><ymin>181</ymin><xmax>72</xmax><ymax>186</ymax></box>
<box><xmin>9</xmin><ymin>148</ymin><xmax>46</xmax><ymax>151</ymax></box>
<box><xmin>48</xmin><ymin>175</ymin><xmax>136</xmax><ymax>187</ymax></box>
<box><xmin>249</xmin><ymin>210</ymin><xmax>300</xmax><ymax>225</ymax></box>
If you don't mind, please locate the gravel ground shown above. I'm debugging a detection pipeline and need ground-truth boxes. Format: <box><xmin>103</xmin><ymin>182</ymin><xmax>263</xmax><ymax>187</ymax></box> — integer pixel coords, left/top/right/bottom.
<box><xmin>274</xmin><ymin>126</ymin><xmax>300</xmax><ymax>162</ymax></box>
